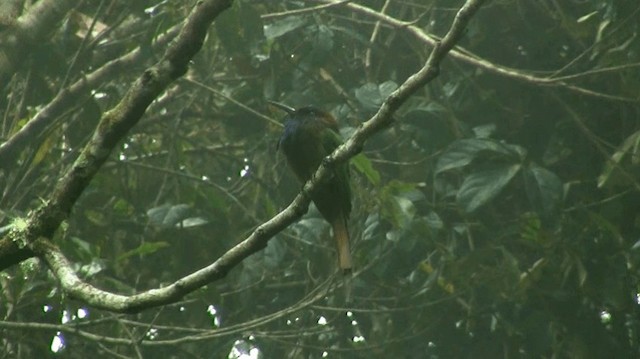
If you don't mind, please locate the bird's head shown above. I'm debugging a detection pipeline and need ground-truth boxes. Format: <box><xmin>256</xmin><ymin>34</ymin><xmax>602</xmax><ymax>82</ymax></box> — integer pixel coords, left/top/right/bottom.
<box><xmin>268</xmin><ymin>101</ymin><xmax>338</xmax><ymax>130</ymax></box>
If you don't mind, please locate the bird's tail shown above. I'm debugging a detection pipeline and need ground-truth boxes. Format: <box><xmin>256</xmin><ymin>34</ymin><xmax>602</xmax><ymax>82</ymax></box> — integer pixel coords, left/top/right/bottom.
<box><xmin>332</xmin><ymin>215</ymin><xmax>352</xmax><ymax>273</ymax></box>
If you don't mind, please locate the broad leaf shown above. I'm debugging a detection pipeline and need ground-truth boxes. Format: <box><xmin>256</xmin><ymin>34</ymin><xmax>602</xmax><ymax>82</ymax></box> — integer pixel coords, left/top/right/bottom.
<box><xmin>355</xmin><ymin>81</ymin><xmax>399</xmax><ymax>111</ymax></box>
<box><xmin>435</xmin><ymin>139</ymin><xmax>526</xmax><ymax>174</ymax></box>
<box><xmin>351</xmin><ymin>153</ymin><xmax>381</xmax><ymax>186</ymax></box>
<box><xmin>523</xmin><ymin>165</ymin><xmax>563</xmax><ymax>215</ymax></box>
<box><xmin>264</xmin><ymin>16</ymin><xmax>306</xmax><ymax>39</ymax></box>
<box><xmin>147</xmin><ymin>204</ymin><xmax>191</xmax><ymax>229</ymax></box>
<box><xmin>457</xmin><ymin>164</ymin><xmax>522</xmax><ymax>212</ymax></box>
<box><xmin>598</xmin><ymin>130</ymin><xmax>640</xmax><ymax>188</ymax></box>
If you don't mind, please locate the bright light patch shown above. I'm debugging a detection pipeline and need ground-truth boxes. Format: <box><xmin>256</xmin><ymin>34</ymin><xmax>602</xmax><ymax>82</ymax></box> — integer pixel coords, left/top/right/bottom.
<box><xmin>317</xmin><ymin>316</ymin><xmax>327</xmax><ymax>325</ymax></box>
<box><xmin>207</xmin><ymin>305</ymin><xmax>220</xmax><ymax>327</ymax></box>
<box><xmin>240</xmin><ymin>165</ymin><xmax>250</xmax><ymax>177</ymax></box>
<box><xmin>229</xmin><ymin>339</ymin><xmax>261</xmax><ymax>359</ymax></box>
<box><xmin>61</xmin><ymin>310</ymin><xmax>70</xmax><ymax>324</ymax></box>
<box><xmin>50</xmin><ymin>332</ymin><xmax>65</xmax><ymax>353</ymax></box>
<box><xmin>43</xmin><ymin>305</ymin><xmax>52</xmax><ymax>313</ymax></box>
<box><xmin>147</xmin><ymin>328</ymin><xmax>159</xmax><ymax>340</ymax></box>
<box><xmin>77</xmin><ymin>308</ymin><xmax>88</xmax><ymax>319</ymax></box>
<box><xmin>353</xmin><ymin>335</ymin><xmax>365</xmax><ymax>343</ymax></box>
<box><xmin>91</xmin><ymin>90</ymin><xmax>107</xmax><ymax>99</ymax></box>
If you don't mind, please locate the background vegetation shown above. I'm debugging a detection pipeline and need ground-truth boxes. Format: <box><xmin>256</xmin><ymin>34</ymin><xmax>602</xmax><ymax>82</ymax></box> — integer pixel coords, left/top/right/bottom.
<box><xmin>1</xmin><ymin>0</ymin><xmax>640</xmax><ymax>358</ymax></box>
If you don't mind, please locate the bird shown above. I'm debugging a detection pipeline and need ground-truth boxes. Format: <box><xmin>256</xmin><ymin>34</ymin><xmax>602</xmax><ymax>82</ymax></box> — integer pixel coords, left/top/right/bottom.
<box><xmin>270</xmin><ymin>101</ymin><xmax>353</xmax><ymax>273</ymax></box>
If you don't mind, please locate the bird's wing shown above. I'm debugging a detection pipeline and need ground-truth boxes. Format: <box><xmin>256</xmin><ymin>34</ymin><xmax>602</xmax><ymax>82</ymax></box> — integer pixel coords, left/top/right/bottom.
<box><xmin>320</xmin><ymin>129</ymin><xmax>352</xmax><ymax>216</ymax></box>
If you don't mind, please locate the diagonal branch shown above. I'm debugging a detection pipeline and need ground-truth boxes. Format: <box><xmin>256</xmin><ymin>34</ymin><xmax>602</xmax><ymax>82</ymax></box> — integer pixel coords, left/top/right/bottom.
<box><xmin>0</xmin><ymin>24</ymin><xmax>181</xmax><ymax>171</ymax></box>
<box><xmin>316</xmin><ymin>0</ymin><xmax>637</xmax><ymax>103</ymax></box>
<box><xmin>15</xmin><ymin>0</ymin><xmax>486</xmax><ymax>313</ymax></box>
<box><xmin>0</xmin><ymin>0</ymin><xmax>76</xmax><ymax>81</ymax></box>
<box><xmin>0</xmin><ymin>0</ymin><xmax>231</xmax><ymax>291</ymax></box>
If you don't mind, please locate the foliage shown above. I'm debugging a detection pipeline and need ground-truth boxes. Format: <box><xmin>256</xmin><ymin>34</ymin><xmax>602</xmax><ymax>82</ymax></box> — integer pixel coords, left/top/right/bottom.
<box><xmin>1</xmin><ymin>0</ymin><xmax>640</xmax><ymax>358</ymax></box>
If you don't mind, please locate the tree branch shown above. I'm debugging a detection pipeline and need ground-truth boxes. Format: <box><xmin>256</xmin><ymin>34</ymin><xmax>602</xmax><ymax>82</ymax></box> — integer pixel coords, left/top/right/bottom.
<box><xmin>0</xmin><ymin>0</ymin><xmax>231</xmax><ymax>295</ymax></box>
<box><xmin>0</xmin><ymin>24</ymin><xmax>181</xmax><ymax>171</ymax></box>
<box><xmin>10</xmin><ymin>0</ymin><xmax>485</xmax><ymax>313</ymax></box>
<box><xmin>317</xmin><ymin>0</ymin><xmax>637</xmax><ymax>103</ymax></box>
<box><xmin>0</xmin><ymin>0</ymin><xmax>76</xmax><ymax>81</ymax></box>
<box><xmin>0</xmin><ymin>24</ymin><xmax>182</xmax><ymax>270</ymax></box>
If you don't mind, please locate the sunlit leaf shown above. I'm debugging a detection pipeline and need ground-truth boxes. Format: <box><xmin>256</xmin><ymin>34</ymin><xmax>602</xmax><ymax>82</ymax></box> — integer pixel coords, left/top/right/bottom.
<box><xmin>31</xmin><ymin>132</ymin><xmax>55</xmax><ymax>167</ymax></box>
<box><xmin>264</xmin><ymin>16</ymin><xmax>306</xmax><ymax>39</ymax></box>
<box><xmin>351</xmin><ymin>153</ymin><xmax>381</xmax><ymax>186</ymax></box>
<box><xmin>79</xmin><ymin>260</ymin><xmax>106</xmax><ymax>278</ymax></box>
<box><xmin>180</xmin><ymin>217</ymin><xmax>208</xmax><ymax>228</ymax></box>
<box><xmin>388</xmin><ymin>195</ymin><xmax>416</xmax><ymax>228</ymax></box>
<box><xmin>362</xmin><ymin>213</ymin><xmax>380</xmax><ymax>241</ymax></box>
<box><xmin>457</xmin><ymin>164</ymin><xmax>522</xmax><ymax>212</ymax></box>
<box><xmin>577</xmin><ymin>11</ymin><xmax>598</xmax><ymax>23</ymax></box>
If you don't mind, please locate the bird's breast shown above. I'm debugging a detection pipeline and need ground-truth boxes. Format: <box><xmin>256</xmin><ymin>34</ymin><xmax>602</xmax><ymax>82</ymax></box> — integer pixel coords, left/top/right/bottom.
<box><xmin>279</xmin><ymin>120</ymin><xmax>323</xmax><ymax>181</ymax></box>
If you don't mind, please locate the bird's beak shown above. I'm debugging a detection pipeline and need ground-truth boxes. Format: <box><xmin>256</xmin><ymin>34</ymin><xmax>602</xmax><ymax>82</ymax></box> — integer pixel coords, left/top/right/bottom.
<box><xmin>268</xmin><ymin>101</ymin><xmax>296</xmax><ymax>115</ymax></box>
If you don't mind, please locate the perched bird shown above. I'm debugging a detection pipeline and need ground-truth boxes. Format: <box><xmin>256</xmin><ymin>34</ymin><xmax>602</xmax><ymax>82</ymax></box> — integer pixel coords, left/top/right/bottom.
<box><xmin>271</xmin><ymin>101</ymin><xmax>353</xmax><ymax>273</ymax></box>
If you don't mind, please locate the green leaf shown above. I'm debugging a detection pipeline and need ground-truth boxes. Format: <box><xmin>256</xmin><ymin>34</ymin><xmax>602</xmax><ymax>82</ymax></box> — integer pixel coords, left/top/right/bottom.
<box><xmin>435</xmin><ymin>139</ymin><xmax>526</xmax><ymax>174</ymax></box>
<box><xmin>457</xmin><ymin>164</ymin><xmax>522</xmax><ymax>212</ymax></box>
<box><xmin>117</xmin><ymin>242</ymin><xmax>170</xmax><ymax>262</ymax></box>
<box><xmin>69</xmin><ymin>236</ymin><xmax>97</xmax><ymax>262</ymax></box>
<box><xmin>147</xmin><ymin>204</ymin><xmax>191</xmax><ymax>229</ymax></box>
<box><xmin>264</xmin><ymin>16</ymin><xmax>306</xmax><ymax>39</ymax></box>
<box><xmin>84</xmin><ymin>209</ymin><xmax>109</xmax><ymax>227</ymax></box>
<box><xmin>31</xmin><ymin>132</ymin><xmax>55</xmax><ymax>167</ymax></box>
<box><xmin>292</xmin><ymin>218</ymin><xmax>328</xmax><ymax>245</ymax></box>
<box><xmin>351</xmin><ymin>153</ymin><xmax>381</xmax><ymax>186</ymax></box>
<box><xmin>472</xmin><ymin>124</ymin><xmax>496</xmax><ymax>138</ymax></box>
<box><xmin>523</xmin><ymin>164</ymin><xmax>563</xmax><ymax>215</ymax></box>
<box><xmin>424</xmin><ymin>211</ymin><xmax>444</xmax><ymax>230</ymax></box>
<box><xmin>577</xmin><ymin>11</ymin><xmax>598</xmax><ymax>23</ymax></box>
<box><xmin>355</xmin><ymin>81</ymin><xmax>398</xmax><ymax>110</ymax></box>
<box><xmin>180</xmin><ymin>217</ymin><xmax>209</xmax><ymax>228</ymax></box>
<box><xmin>598</xmin><ymin>130</ymin><xmax>640</xmax><ymax>188</ymax></box>
<box><xmin>381</xmin><ymin>194</ymin><xmax>416</xmax><ymax>229</ymax></box>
